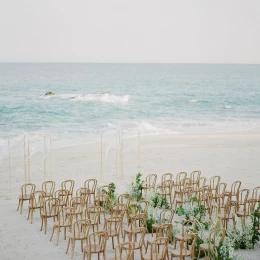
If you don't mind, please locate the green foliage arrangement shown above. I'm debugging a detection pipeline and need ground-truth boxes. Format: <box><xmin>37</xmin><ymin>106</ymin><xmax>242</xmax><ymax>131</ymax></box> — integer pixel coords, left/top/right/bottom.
<box><xmin>176</xmin><ymin>196</ymin><xmax>206</xmax><ymax>223</ymax></box>
<box><xmin>130</xmin><ymin>173</ymin><xmax>144</xmax><ymax>201</ymax></box>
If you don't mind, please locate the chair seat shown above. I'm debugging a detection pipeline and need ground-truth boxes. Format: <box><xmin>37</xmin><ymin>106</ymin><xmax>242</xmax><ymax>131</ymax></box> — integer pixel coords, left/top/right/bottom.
<box><xmin>147</xmin><ymin>237</ymin><xmax>165</xmax><ymax>246</ymax></box>
<box><xmin>142</xmin><ymin>252</ymin><xmax>164</xmax><ymax>260</ymax></box>
<box><xmin>236</xmin><ymin>211</ymin><xmax>249</xmax><ymax>217</ymax></box>
<box><xmin>122</xmin><ymin>242</ymin><xmax>140</xmax><ymax>250</ymax></box>
<box><xmin>171</xmin><ymin>249</ymin><xmax>191</xmax><ymax>257</ymax></box>
<box><xmin>68</xmin><ymin>232</ymin><xmax>86</xmax><ymax>239</ymax></box>
<box><xmin>107</xmin><ymin>229</ymin><xmax>117</xmax><ymax>237</ymax></box>
<box><xmin>53</xmin><ymin>220</ymin><xmax>70</xmax><ymax>227</ymax></box>
<box><xmin>28</xmin><ymin>202</ymin><xmax>42</xmax><ymax>209</ymax></box>
<box><xmin>174</xmin><ymin>234</ymin><xmax>188</xmax><ymax>241</ymax></box>
<box><xmin>199</xmin><ymin>243</ymin><xmax>214</xmax><ymax>251</ymax></box>
<box><xmin>124</xmin><ymin>226</ymin><xmax>132</xmax><ymax>233</ymax></box>
<box><xmin>84</xmin><ymin>244</ymin><xmax>103</xmax><ymax>253</ymax></box>
<box><xmin>152</xmin><ymin>223</ymin><xmax>160</xmax><ymax>229</ymax></box>
<box><xmin>19</xmin><ymin>195</ymin><xmax>30</xmax><ymax>200</ymax></box>
<box><xmin>41</xmin><ymin>211</ymin><xmax>57</xmax><ymax>217</ymax></box>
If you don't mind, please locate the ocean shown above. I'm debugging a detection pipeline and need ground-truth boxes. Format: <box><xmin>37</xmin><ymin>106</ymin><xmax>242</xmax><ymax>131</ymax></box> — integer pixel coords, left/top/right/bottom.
<box><xmin>1</xmin><ymin>63</ymin><xmax>260</xmax><ymax>150</ymax></box>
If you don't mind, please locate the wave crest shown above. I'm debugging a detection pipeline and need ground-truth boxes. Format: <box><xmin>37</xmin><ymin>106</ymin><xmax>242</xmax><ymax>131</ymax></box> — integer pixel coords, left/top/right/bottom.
<box><xmin>40</xmin><ymin>93</ymin><xmax>130</xmax><ymax>103</ymax></box>
<box><xmin>70</xmin><ymin>93</ymin><xmax>129</xmax><ymax>103</ymax></box>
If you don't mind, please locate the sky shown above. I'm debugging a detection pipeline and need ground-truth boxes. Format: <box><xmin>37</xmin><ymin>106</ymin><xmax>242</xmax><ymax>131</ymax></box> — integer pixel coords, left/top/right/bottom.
<box><xmin>0</xmin><ymin>0</ymin><xmax>260</xmax><ymax>63</ymax></box>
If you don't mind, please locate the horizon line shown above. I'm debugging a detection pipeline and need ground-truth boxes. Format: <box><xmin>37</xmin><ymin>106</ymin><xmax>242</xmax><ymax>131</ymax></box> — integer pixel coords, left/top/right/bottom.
<box><xmin>0</xmin><ymin>61</ymin><xmax>260</xmax><ymax>65</ymax></box>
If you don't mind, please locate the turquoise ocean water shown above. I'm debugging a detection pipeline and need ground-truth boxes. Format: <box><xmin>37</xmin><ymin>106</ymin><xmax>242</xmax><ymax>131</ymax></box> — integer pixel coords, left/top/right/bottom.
<box><xmin>1</xmin><ymin>63</ymin><xmax>260</xmax><ymax>149</ymax></box>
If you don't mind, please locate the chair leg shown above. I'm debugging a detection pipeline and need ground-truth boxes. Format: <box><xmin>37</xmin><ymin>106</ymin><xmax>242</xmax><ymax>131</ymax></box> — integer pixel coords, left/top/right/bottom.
<box><xmin>50</xmin><ymin>226</ymin><xmax>55</xmax><ymax>241</ymax></box>
<box><xmin>112</xmin><ymin>236</ymin><xmax>114</xmax><ymax>249</ymax></box>
<box><xmin>17</xmin><ymin>199</ymin><xmax>20</xmax><ymax>211</ymax></box>
<box><xmin>27</xmin><ymin>208</ymin><xmax>30</xmax><ymax>220</ymax></box>
<box><xmin>71</xmin><ymin>239</ymin><xmax>75</xmax><ymax>259</ymax></box>
<box><xmin>31</xmin><ymin>208</ymin><xmax>34</xmax><ymax>224</ymax></box>
<box><xmin>57</xmin><ymin>227</ymin><xmax>60</xmax><ymax>246</ymax></box>
<box><xmin>20</xmin><ymin>200</ymin><xmax>24</xmax><ymax>214</ymax></box>
<box><xmin>44</xmin><ymin>217</ymin><xmax>48</xmax><ymax>234</ymax></box>
<box><xmin>66</xmin><ymin>238</ymin><xmax>71</xmax><ymax>254</ymax></box>
<box><xmin>40</xmin><ymin>217</ymin><xmax>44</xmax><ymax>231</ymax></box>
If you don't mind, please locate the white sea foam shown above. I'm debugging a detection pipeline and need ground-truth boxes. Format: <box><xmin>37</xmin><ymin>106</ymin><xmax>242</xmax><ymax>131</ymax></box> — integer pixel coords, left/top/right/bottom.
<box><xmin>40</xmin><ymin>93</ymin><xmax>129</xmax><ymax>103</ymax></box>
<box><xmin>69</xmin><ymin>93</ymin><xmax>129</xmax><ymax>103</ymax></box>
<box><xmin>224</xmin><ymin>105</ymin><xmax>232</xmax><ymax>109</ymax></box>
<box><xmin>189</xmin><ymin>99</ymin><xmax>197</xmax><ymax>103</ymax></box>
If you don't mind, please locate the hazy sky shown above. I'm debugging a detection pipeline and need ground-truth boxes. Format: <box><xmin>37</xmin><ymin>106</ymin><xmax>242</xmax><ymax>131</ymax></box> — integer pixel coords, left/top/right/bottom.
<box><xmin>0</xmin><ymin>0</ymin><xmax>260</xmax><ymax>63</ymax></box>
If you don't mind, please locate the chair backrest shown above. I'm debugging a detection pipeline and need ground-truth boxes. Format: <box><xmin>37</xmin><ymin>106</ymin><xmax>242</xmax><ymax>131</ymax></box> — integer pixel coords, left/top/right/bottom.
<box><xmin>85</xmin><ymin>206</ymin><xmax>102</xmax><ymax>223</ymax></box>
<box><xmin>21</xmin><ymin>183</ymin><xmax>36</xmax><ymax>197</ymax></box>
<box><xmin>95</xmin><ymin>194</ymin><xmax>110</xmax><ymax>210</ymax></box>
<box><xmin>88</xmin><ymin>231</ymin><xmax>108</xmax><ymax>253</ymax></box>
<box><xmin>181</xmin><ymin>219</ymin><xmax>198</xmax><ymax>236</ymax></box>
<box><xmin>57</xmin><ymin>207</ymin><xmax>74</xmax><ymax>228</ymax></box>
<box><xmin>136</xmin><ymin>200</ymin><xmax>149</xmax><ymax>214</ymax></box>
<box><xmin>160</xmin><ymin>208</ymin><xmax>175</xmax><ymax>224</ymax></box>
<box><xmin>118</xmin><ymin>193</ymin><xmax>131</xmax><ymax>208</ymax></box>
<box><xmin>241</xmin><ymin>198</ymin><xmax>258</xmax><ymax>214</ymax></box>
<box><xmin>104</xmin><ymin>216</ymin><xmax>122</xmax><ymax>236</ymax></box>
<box><xmin>42</xmin><ymin>181</ymin><xmax>55</xmax><ymax>196</ymax></box>
<box><xmin>238</xmin><ymin>189</ymin><xmax>250</xmax><ymax>204</ymax></box>
<box><xmin>72</xmin><ymin>219</ymin><xmax>91</xmax><ymax>239</ymax></box>
<box><xmin>29</xmin><ymin>190</ymin><xmax>46</xmax><ymax>207</ymax></box>
<box><xmin>210</xmin><ymin>176</ymin><xmax>221</xmax><ymax>191</ymax></box>
<box><xmin>111</xmin><ymin>204</ymin><xmax>127</xmax><ymax>217</ymax></box>
<box><xmin>181</xmin><ymin>178</ymin><xmax>192</xmax><ymax>189</ymax></box>
<box><xmin>198</xmin><ymin>185</ymin><xmax>212</xmax><ymax>202</ymax></box>
<box><xmin>61</xmin><ymin>180</ymin><xmax>75</xmax><ymax>195</ymax></box>
<box><xmin>129</xmin><ymin>213</ymin><xmax>147</xmax><ymax>229</ymax></box>
<box><xmin>224</xmin><ymin>201</ymin><xmax>238</xmax><ymax>218</ymax></box>
<box><xmin>176</xmin><ymin>172</ymin><xmax>187</xmax><ymax>186</ymax></box>
<box><xmin>155</xmin><ymin>223</ymin><xmax>172</xmax><ymax>239</ymax></box>
<box><xmin>98</xmin><ymin>185</ymin><xmax>110</xmax><ymax>195</ymax></box>
<box><xmin>41</xmin><ymin>198</ymin><xmax>59</xmax><ymax>215</ymax></box>
<box><xmin>209</xmin><ymin>228</ymin><xmax>226</xmax><ymax>248</ymax></box>
<box><xmin>181</xmin><ymin>186</ymin><xmax>194</xmax><ymax>201</ymax></box>
<box><xmin>230</xmin><ymin>181</ymin><xmax>241</xmax><ymax>197</ymax></box>
<box><xmin>55</xmin><ymin>189</ymin><xmax>69</xmax><ymax>205</ymax></box>
<box><xmin>128</xmin><ymin>227</ymin><xmax>146</xmax><ymax>246</ymax></box>
<box><xmin>161</xmin><ymin>180</ymin><xmax>174</xmax><ymax>194</ymax></box>
<box><xmin>216</xmin><ymin>182</ymin><xmax>227</xmax><ymax>197</ymax></box>
<box><xmin>113</xmin><ymin>242</ymin><xmax>135</xmax><ymax>260</ymax></box>
<box><xmin>84</xmin><ymin>179</ymin><xmax>97</xmax><ymax>193</ymax></box>
<box><xmin>76</xmin><ymin>187</ymin><xmax>90</xmax><ymax>205</ymax></box>
<box><xmin>161</xmin><ymin>173</ymin><xmax>173</xmax><ymax>184</ymax></box>
<box><xmin>199</xmin><ymin>177</ymin><xmax>207</xmax><ymax>188</ymax></box>
<box><xmin>179</xmin><ymin>233</ymin><xmax>197</xmax><ymax>259</ymax></box>
<box><xmin>145</xmin><ymin>174</ymin><xmax>157</xmax><ymax>188</ymax></box>
<box><xmin>190</xmin><ymin>170</ymin><xmax>201</xmax><ymax>185</ymax></box>
<box><xmin>70</xmin><ymin>196</ymin><xmax>85</xmax><ymax>212</ymax></box>
<box><xmin>144</xmin><ymin>237</ymin><xmax>168</xmax><ymax>260</ymax></box>
<box><xmin>252</xmin><ymin>186</ymin><xmax>260</xmax><ymax>202</ymax></box>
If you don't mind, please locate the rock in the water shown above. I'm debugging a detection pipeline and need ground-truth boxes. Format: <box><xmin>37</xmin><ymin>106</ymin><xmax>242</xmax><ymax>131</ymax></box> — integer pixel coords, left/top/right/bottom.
<box><xmin>45</xmin><ymin>91</ymin><xmax>55</xmax><ymax>96</ymax></box>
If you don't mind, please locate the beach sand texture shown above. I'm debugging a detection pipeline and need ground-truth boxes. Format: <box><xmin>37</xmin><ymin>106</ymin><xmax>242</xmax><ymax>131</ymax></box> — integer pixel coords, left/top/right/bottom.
<box><xmin>1</xmin><ymin>133</ymin><xmax>260</xmax><ymax>259</ymax></box>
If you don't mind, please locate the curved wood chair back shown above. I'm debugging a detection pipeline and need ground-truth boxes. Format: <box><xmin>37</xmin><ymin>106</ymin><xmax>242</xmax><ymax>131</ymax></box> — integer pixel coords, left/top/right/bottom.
<box><xmin>27</xmin><ymin>190</ymin><xmax>46</xmax><ymax>223</ymax></box>
<box><xmin>17</xmin><ymin>183</ymin><xmax>36</xmax><ymax>214</ymax></box>
<box><xmin>42</xmin><ymin>181</ymin><xmax>55</xmax><ymax>198</ymax></box>
<box><xmin>143</xmin><ymin>237</ymin><xmax>168</xmax><ymax>260</ymax></box>
<box><xmin>161</xmin><ymin>173</ymin><xmax>173</xmax><ymax>183</ymax></box>
<box><xmin>84</xmin><ymin>231</ymin><xmax>108</xmax><ymax>260</ymax></box>
<box><xmin>113</xmin><ymin>242</ymin><xmax>135</xmax><ymax>260</ymax></box>
<box><xmin>54</xmin><ymin>189</ymin><xmax>69</xmax><ymax>207</ymax></box>
<box><xmin>76</xmin><ymin>188</ymin><xmax>90</xmax><ymax>205</ymax></box>
<box><xmin>61</xmin><ymin>180</ymin><xmax>75</xmax><ymax>198</ymax></box>
<box><xmin>252</xmin><ymin>186</ymin><xmax>260</xmax><ymax>202</ymax></box>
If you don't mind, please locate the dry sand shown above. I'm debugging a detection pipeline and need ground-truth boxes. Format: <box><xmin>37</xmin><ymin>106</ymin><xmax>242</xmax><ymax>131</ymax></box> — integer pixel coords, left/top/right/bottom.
<box><xmin>1</xmin><ymin>133</ymin><xmax>260</xmax><ymax>259</ymax></box>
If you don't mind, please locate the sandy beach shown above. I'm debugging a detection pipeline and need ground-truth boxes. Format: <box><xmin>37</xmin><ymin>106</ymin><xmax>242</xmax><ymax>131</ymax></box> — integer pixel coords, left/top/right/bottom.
<box><xmin>1</xmin><ymin>133</ymin><xmax>260</xmax><ymax>259</ymax></box>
